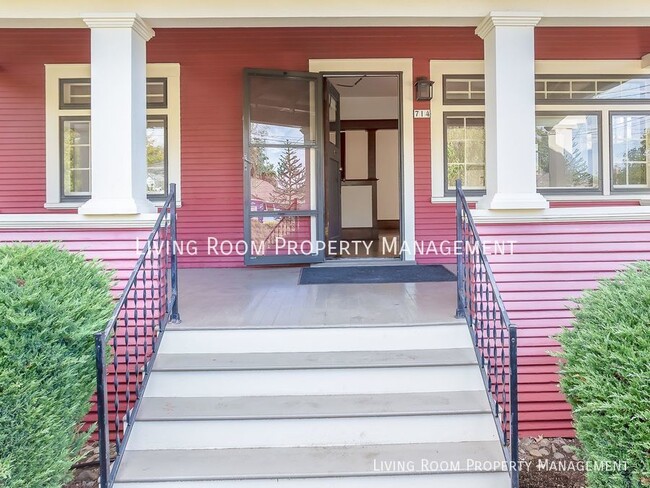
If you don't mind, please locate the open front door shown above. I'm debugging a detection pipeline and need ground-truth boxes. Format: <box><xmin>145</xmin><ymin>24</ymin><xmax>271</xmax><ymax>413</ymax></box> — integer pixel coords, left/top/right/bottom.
<box><xmin>243</xmin><ymin>69</ymin><xmax>325</xmax><ymax>265</ymax></box>
<box><xmin>324</xmin><ymin>81</ymin><xmax>342</xmax><ymax>255</ymax></box>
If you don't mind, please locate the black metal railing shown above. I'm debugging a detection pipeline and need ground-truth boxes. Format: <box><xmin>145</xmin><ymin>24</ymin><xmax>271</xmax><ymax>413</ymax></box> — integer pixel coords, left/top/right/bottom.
<box><xmin>95</xmin><ymin>184</ymin><xmax>180</xmax><ymax>488</ymax></box>
<box><xmin>455</xmin><ymin>180</ymin><xmax>519</xmax><ymax>488</ymax></box>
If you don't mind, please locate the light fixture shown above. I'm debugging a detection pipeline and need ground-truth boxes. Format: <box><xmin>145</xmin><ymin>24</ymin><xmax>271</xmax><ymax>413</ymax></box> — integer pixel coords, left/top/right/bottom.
<box><xmin>415</xmin><ymin>77</ymin><xmax>434</xmax><ymax>101</ymax></box>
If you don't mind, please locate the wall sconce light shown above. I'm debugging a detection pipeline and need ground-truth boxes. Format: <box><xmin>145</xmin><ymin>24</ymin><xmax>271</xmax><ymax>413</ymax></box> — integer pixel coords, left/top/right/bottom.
<box><xmin>415</xmin><ymin>77</ymin><xmax>434</xmax><ymax>101</ymax></box>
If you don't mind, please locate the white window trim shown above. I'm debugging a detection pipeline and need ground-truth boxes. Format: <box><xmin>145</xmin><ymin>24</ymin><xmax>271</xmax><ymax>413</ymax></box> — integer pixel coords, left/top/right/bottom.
<box><xmin>44</xmin><ymin>63</ymin><xmax>181</xmax><ymax>209</ymax></box>
<box><xmin>429</xmin><ymin>59</ymin><xmax>650</xmax><ymax>202</ymax></box>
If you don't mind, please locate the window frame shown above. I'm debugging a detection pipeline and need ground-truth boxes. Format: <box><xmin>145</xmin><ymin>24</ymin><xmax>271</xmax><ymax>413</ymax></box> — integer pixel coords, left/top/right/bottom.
<box><xmin>535</xmin><ymin>74</ymin><xmax>650</xmax><ymax>105</ymax></box>
<box><xmin>442</xmin><ymin>74</ymin><xmax>486</xmax><ymax>105</ymax></box>
<box><xmin>534</xmin><ymin>110</ymin><xmax>604</xmax><ymax>196</ymax></box>
<box><xmin>442</xmin><ymin>111</ymin><xmax>486</xmax><ymax>197</ymax></box>
<box><xmin>145</xmin><ymin>114</ymin><xmax>169</xmax><ymax>201</ymax></box>
<box><xmin>609</xmin><ymin>110</ymin><xmax>650</xmax><ymax>194</ymax></box>
<box><xmin>44</xmin><ymin>63</ymin><xmax>181</xmax><ymax>209</ymax></box>
<box><xmin>59</xmin><ymin>78</ymin><xmax>92</xmax><ymax>110</ymax></box>
<box><xmin>59</xmin><ymin>115</ymin><xmax>92</xmax><ymax>201</ymax></box>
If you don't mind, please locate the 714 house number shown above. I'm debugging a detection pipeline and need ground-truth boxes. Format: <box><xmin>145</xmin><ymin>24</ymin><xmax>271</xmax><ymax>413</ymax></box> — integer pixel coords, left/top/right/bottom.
<box><xmin>413</xmin><ymin>110</ymin><xmax>431</xmax><ymax>119</ymax></box>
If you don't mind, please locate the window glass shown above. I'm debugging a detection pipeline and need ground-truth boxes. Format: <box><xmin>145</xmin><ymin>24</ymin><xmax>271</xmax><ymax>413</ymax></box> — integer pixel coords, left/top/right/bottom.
<box><xmin>61</xmin><ymin>119</ymin><xmax>91</xmax><ymax>196</ymax></box>
<box><xmin>146</xmin><ymin>117</ymin><xmax>167</xmax><ymax>196</ymax></box>
<box><xmin>536</xmin><ymin>77</ymin><xmax>650</xmax><ymax>101</ymax></box>
<box><xmin>535</xmin><ymin>114</ymin><xmax>600</xmax><ymax>190</ymax></box>
<box><xmin>611</xmin><ymin>114</ymin><xmax>650</xmax><ymax>189</ymax></box>
<box><xmin>249</xmin><ymin>75</ymin><xmax>317</xmax><ymax>146</ymax></box>
<box><xmin>443</xmin><ymin>77</ymin><xmax>485</xmax><ymax>103</ymax></box>
<box><xmin>446</xmin><ymin>115</ymin><xmax>486</xmax><ymax>191</ymax></box>
<box><xmin>60</xmin><ymin>78</ymin><xmax>168</xmax><ymax>109</ymax></box>
<box><xmin>61</xmin><ymin>80</ymin><xmax>91</xmax><ymax>108</ymax></box>
<box><xmin>146</xmin><ymin>79</ymin><xmax>167</xmax><ymax>107</ymax></box>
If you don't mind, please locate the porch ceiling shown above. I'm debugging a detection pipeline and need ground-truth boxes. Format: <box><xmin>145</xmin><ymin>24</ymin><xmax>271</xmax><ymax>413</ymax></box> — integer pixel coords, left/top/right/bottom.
<box><xmin>2</xmin><ymin>0</ymin><xmax>650</xmax><ymax>28</ymax></box>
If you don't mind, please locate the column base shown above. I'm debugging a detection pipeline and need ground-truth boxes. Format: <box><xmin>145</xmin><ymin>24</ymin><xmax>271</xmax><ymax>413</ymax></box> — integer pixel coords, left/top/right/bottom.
<box><xmin>477</xmin><ymin>192</ymin><xmax>549</xmax><ymax>210</ymax></box>
<box><xmin>79</xmin><ymin>197</ymin><xmax>156</xmax><ymax>216</ymax></box>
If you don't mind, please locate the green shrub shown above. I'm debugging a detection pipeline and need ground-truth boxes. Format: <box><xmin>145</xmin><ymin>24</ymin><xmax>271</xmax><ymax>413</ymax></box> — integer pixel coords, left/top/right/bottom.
<box><xmin>557</xmin><ymin>261</ymin><xmax>650</xmax><ymax>488</ymax></box>
<box><xmin>0</xmin><ymin>244</ymin><xmax>114</xmax><ymax>488</ymax></box>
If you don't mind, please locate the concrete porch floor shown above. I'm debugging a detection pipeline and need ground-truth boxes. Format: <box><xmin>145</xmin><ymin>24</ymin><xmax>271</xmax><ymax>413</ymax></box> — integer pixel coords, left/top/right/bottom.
<box><xmin>175</xmin><ymin>266</ymin><xmax>458</xmax><ymax>328</ymax></box>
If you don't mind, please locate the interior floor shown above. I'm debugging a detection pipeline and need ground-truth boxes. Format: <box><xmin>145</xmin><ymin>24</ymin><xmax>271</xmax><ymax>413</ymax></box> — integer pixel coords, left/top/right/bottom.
<box><xmin>335</xmin><ymin>229</ymin><xmax>400</xmax><ymax>259</ymax></box>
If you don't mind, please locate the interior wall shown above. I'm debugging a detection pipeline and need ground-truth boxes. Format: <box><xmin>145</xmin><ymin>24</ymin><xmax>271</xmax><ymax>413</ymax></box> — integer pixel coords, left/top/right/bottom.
<box><xmin>376</xmin><ymin>129</ymin><xmax>400</xmax><ymax>221</ymax></box>
<box><xmin>343</xmin><ymin>131</ymin><xmax>368</xmax><ymax>180</ymax></box>
<box><xmin>340</xmin><ymin>96</ymin><xmax>399</xmax><ymax>120</ymax></box>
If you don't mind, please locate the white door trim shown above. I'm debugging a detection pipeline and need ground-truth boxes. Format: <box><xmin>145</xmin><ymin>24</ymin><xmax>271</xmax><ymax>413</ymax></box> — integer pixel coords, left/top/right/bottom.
<box><xmin>309</xmin><ymin>58</ymin><xmax>416</xmax><ymax>261</ymax></box>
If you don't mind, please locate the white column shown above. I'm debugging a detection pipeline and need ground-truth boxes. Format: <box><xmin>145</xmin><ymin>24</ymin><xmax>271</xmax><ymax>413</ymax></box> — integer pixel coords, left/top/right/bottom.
<box><xmin>79</xmin><ymin>13</ymin><xmax>156</xmax><ymax>215</ymax></box>
<box><xmin>476</xmin><ymin>12</ymin><xmax>548</xmax><ymax>210</ymax></box>
<box><xmin>642</xmin><ymin>53</ymin><xmax>650</xmax><ymax>69</ymax></box>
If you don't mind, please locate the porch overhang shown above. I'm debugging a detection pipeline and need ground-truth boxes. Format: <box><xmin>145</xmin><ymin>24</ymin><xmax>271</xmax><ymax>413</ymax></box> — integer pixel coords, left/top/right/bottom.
<box><xmin>1</xmin><ymin>0</ymin><xmax>650</xmax><ymax>28</ymax></box>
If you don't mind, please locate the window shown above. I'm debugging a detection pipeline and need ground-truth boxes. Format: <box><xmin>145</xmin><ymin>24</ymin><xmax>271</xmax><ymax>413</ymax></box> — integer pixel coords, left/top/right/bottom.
<box><xmin>535</xmin><ymin>114</ymin><xmax>601</xmax><ymax>191</ymax></box>
<box><xmin>146</xmin><ymin>117</ymin><xmax>168</xmax><ymax>196</ymax></box>
<box><xmin>444</xmin><ymin>114</ymin><xmax>485</xmax><ymax>193</ymax></box>
<box><xmin>436</xmin><ymin>64</ymin><xmax>650</xmax><ymax>197</ymax></box>
<box><xmin>60</xmin><ymin>117</ymin><xmax>91</xmax><ymax>197</ymax></box>
<box><xmin>611</xmin><ymin>113</ymin><xmax>650</xmax><ymax>190</ymax></box>
<box><xmin>45</xmin><ymin>64</ymin><xmax>181</xmax><ymax>208</ymax></box>
<box><xmin>443</xmin><ymin>76</ymin><xmax>485</xmax><ymax>104</ymax></box>
<box><xmin>536</xmin><ymin>76</ymin><xmax>650</xmax><ymax>102</ymax></box>
<box><xmin>57</xmin><ymin>78</ymin><xmax>169</xmax><ymax>200</ymax></box>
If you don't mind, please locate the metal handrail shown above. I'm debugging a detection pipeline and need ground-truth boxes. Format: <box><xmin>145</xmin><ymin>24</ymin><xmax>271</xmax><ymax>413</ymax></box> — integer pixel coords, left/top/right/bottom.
<box><xmin>455</xmin><ymin>180</ymin><xmax>519</xmax><ymax>488</ymax></box>
<box><xmin>95</xmin><ymin>183</ymin><xmax>180</xmax><ymax>488</ymax></box>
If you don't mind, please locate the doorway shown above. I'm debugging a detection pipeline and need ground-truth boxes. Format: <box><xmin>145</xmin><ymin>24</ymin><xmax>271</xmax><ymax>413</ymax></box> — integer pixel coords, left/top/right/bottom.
<box><xmin>242</xmin><ymin>68</ymin><xmax>405</xmax><ymax>266</ymax></box>
<box><xmin>324</xmin><ymin>74</ymin><xmax>402</xmax><ymax>260</ymax></box>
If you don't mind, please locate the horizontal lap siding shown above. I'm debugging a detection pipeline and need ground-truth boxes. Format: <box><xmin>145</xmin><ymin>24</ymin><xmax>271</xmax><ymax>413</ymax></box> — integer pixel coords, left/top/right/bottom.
<box><xmin>2</xmin><ymin>27</ymin><xmax>650</xmax><ymax>267</ymax></box>
<box><xmin>0</xmin><ymin>227</ymin><xmax>152</xmax><ymax>436</ymax></box>
<box><xmin>147</xmin><ymin>27</ymin><xmax>483</xmax><ymax>267</ymax></box>
<box><xmin>0</xmin><ymin>30</ymin><xmax>89</xmax><ymax>214</ymax></box>
<box><xmin>477</xmin><ymin>219</ymin><xmax>650</xmax><ymax>437</ymax></box>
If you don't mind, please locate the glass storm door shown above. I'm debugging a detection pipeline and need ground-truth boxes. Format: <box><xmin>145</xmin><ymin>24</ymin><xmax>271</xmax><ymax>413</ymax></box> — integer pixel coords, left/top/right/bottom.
<box><xmin>243</xmin><ymin>69</ymin><xmax>325</xmax><ymax>265</ymax></box>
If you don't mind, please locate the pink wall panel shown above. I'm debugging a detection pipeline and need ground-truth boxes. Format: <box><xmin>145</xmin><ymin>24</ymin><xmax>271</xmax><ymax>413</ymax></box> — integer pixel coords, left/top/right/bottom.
<box><xmin>477</xmin><ymin>219</ymin><xmax>650</xmax><ymax>437</ymax></box>
<box><xmin>0</xmin><ymin>227</ymin><xmax>152</xmax><ymax>434</ymax></box>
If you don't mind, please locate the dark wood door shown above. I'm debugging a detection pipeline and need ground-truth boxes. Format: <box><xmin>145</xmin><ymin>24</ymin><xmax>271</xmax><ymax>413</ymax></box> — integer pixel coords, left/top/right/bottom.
<box><xmin>324</xmin><ymin>80</ymin><xmax>342</xmax><ymax>255</ymax></box>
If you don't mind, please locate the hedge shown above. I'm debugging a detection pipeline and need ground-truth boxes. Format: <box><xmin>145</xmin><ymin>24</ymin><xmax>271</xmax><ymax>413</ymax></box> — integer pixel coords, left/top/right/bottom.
<box><xmin>0</xmin><ymin>244</ymin><xmax>114</xmax><ymax>487</ymax></box>
<box><xmin>557</xmin><ymin>261</ymin><xmax>650</xmax><ymax>488</ymax></box>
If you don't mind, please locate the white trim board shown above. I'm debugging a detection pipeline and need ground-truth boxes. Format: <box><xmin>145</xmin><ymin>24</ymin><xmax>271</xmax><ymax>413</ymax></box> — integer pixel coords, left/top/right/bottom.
<box><xmin>309</xmin><ymin>58</ymin><xmax>416</xmax><ymax>261</ymax></box>
<box><xmin>4</xmin><ymin>1</ymin><xmax>650</xmax><ymax>27</ymax></box>
<box><xmin>472</xmin><ymin>206</ymin><xmax>650</xmax><ymax>224</ymax></box>
<box><xmin>0</xmin><ymin>214</ymin><xmax>158</xmax><ymax>229</ymax></box>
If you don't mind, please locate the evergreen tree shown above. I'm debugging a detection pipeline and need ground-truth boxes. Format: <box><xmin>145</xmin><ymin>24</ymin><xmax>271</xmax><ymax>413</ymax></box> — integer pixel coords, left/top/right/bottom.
<box><xmin>272</xmin><ymin>144</ymin><xmax>305</xmax><ymax>208</ymax></box>
<box><xmin>250</xmin><ymin>125</ymin><xmax>277</xmax><ymax>183</ymax></box>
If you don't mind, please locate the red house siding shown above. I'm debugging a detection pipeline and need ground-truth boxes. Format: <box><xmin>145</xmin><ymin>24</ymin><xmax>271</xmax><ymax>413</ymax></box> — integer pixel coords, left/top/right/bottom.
<box><xmin>0</xmin><ymin>227</ymin><xmax>152</xmax><ymax>436</ymax></box>
<box><xmin>2</xmin><ymin>26</ymin><xmax>650</xmax><ymax>438</ymax></box>
<box><xmin>477</xmin><ymin>220</ymin><xmax>650</xmax><ymax>437</ymax></box>
<box><xmin>0</xmin><ymin>29</ymin><xmax>89</xmax><ymax>214</ymax></box>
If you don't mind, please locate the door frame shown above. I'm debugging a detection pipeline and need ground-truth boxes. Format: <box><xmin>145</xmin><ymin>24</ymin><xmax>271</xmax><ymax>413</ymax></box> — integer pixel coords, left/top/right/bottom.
<box><xmin>242</xmin><ymin>68</ymin><xmax>326</xmax><ymax>265</ymax></box>
<box><xmin>309</xmin><ymin>59</ymin><xmax>416</xmax><ymax>261</ymax></box>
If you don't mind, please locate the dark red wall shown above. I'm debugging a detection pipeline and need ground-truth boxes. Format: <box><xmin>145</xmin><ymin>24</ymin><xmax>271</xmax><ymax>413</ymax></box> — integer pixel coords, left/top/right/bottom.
<box><xmin>2</xmin><ymin>25</ymin><xmax>650</xmax><ymax>438</ymax></box>
<box><xmin>2</xmin><ymin>27</ymin><xmax>649</xmax><ymax>267</ymax></box>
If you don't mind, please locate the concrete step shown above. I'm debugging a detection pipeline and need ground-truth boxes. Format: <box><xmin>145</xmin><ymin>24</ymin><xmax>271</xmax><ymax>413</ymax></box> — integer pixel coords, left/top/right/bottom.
<box><xmin>125</xmin><ymin>413</ymin><xmax>498</xmax><ymax>450</ymax></box>
<box><xmin>152</xmin><ymin>348</ymin><xmax>477</xmax><ymax>372</ymax></box>
<box><xmin>157</xmin><ymin>324</ymin><xmax>470</xmax><ymax>354</ymax></box>
<box><xmin>136</xmin><ymin>391</ymin><xmax>492</xmax><ymax>421</ymax></box>
<box><xmin>116</xmin><ymin>442</ymin><xmax>508</xmax><ymax>483</ymax></box>
<box><xmin>115</xmin><ymin>474</ymin><xmax>511</xmax><ymax>488</ymax></box>
<box><xmin>144</xmin><ymin>364</ymin><xmax>485</xmax><ymax>397</ymax></box>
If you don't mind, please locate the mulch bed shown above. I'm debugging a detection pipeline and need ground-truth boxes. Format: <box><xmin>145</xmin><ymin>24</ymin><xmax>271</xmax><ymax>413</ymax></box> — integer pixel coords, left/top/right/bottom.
<box><xmin>520</xmin><ymin>436</ymin><xmax>586</xmax><ymax>488</ymax></box>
